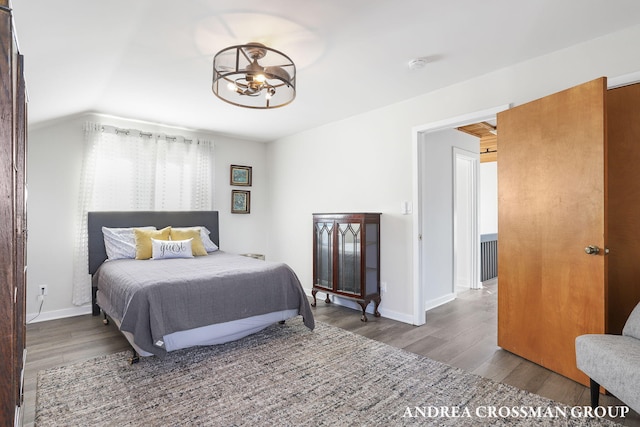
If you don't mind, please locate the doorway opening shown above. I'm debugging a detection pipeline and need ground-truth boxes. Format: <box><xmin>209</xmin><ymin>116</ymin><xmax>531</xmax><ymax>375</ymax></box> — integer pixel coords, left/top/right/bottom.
<box><xmin>456</xmin><ymin>122</ymin><xmax>499</xmax><ymax>287</ymax></box>
<box><xmin>411</xmin><ymin>105</ymin><xmax>508</xmax><ymax>326</ymax></box>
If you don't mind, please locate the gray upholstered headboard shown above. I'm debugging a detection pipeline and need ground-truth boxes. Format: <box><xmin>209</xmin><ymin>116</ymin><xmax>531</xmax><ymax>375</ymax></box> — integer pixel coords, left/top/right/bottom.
<box><xmin>87</xmin><ymin>210</ymin><xmax>220</xmax><ymax>275</ymax></box>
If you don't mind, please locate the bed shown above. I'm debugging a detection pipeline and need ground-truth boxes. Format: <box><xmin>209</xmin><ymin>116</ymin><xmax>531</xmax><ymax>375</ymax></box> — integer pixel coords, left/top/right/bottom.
<box><xmin>88</xmin><ymin>210</ymin><xmax>314</xmax><ymax>361</ymax></box>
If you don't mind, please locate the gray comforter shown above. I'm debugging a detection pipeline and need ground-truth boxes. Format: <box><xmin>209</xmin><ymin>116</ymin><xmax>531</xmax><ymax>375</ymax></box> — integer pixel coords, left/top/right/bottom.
<box><xmin>94</xmin><ymin>251</ymin><xmax>314</xmax><ymax>357</ymax></box>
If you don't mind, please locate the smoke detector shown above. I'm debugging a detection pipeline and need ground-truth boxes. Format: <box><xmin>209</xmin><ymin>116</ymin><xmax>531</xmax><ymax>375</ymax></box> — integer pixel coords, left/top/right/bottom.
<box><xmin>408</xmin><ymin>58</ymin><xmax>429</xmax><ymax>70</ymax></box>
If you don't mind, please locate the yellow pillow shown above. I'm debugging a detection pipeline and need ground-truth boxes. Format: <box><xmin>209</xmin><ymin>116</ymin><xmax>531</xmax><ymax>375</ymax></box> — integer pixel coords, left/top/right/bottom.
<box><xmin>170</xmin><ymin>228</ymin><xmax>207</xmax><ymax>256</ymax></box>
<box><xmin>134</xmin><ymin>227</ymin><xmax>171</xmax><ymax>260</ymax></box>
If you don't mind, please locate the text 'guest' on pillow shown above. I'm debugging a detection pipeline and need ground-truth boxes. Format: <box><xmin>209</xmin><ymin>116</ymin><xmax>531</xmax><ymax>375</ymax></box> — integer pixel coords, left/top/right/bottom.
<box><xmin>151</xmin><ymin>238</ymin><xmax>193</xmax><ymax>260</ymax></box>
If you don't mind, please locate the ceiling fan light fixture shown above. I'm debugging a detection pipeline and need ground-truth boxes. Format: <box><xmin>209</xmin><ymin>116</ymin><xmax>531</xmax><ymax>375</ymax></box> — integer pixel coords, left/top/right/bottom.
<box><xmin>266</xmin><ymin>86</ymin><xmax>276</xmax><ymax>99</ymax></box>
<box><xmin>212</xmin><ymin>42</ymin><xmax>296</xmax><ymax>109</ymax></box>
<box><xmin>264</xmin><ymin>65</ymin><xmax>291</xmax><ymax>82</ymax></box>
<box><xmin>252</xmin><ymin>73</ymin><xmax>267</xmax><ymax>84</ymax></box>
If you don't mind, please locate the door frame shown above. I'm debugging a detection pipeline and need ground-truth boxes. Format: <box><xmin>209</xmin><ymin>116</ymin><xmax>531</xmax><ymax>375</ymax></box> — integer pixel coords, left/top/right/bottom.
<box><xmin>409</xmin><ymin>71</ymin><xmax>640</xmax><ymax>327</ymax></box>
<box><xmin>411</xmin><ymin>104</ymin><xmax>509</xmax><ymax>326</ymax></box>
<box><xmin>608</xmin><ymin>70</ymin><xmax>640</xmax><ymax>89</ymax></box>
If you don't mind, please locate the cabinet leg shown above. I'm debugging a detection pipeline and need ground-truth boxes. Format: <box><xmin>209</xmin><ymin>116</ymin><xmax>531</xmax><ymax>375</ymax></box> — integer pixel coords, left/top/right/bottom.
<box><xmin>311</xmin><ymin>289</ymin><xmax>317</xmax><ymax>307</ymax></box>
<box><xmin>373</xmin><ymin>294</ymin><xmax>381</xmax><ymax>317</ymax></box>
<box><xmin>324</xmin><ymin>294</ymin><xmax>331</xmax><ymax>304</ymax></box>
<box><xmin>358</xmin><ymin>301</ymin><xmax>369</xmax><ymax>322</ymax></box>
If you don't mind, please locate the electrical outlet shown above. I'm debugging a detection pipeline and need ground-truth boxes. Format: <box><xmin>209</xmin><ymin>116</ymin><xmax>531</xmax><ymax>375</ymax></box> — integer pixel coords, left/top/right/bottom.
<box><xmin>381</xmin><ymin>282</ymin><xmax>388</xmax><ymax>293</ymax></box>
<box><xmin>37</xmin><ymin>284</ymin><xmax>48</xmax><ymax>303</ymax></box>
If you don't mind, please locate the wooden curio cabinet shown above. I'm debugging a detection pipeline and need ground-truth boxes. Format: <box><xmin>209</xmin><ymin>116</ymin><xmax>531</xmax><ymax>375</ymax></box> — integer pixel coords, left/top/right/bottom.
<box><xmin>312</xmin><ymin>213</ymin><xmax>381</xmax><ymax>322</ymax></box>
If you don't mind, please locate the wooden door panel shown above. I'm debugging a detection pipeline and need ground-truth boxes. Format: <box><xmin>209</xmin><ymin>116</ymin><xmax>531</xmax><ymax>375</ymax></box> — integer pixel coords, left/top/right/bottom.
<box><xmin>606</xmin><ymin>82</ymin><xmax>640</xmax><ymax>333</ymax></box>
<box><xmin>498</xmin><ymin>78</ymin><xmax>607</xmax><ymax>386</ymax></box>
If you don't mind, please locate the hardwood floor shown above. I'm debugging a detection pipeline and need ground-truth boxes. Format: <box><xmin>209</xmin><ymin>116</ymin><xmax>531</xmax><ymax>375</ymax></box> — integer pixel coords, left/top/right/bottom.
<box><xmin>23</xmin><ymin>280</ymin><xmax>639</xmax><ymax>426</ymax></box>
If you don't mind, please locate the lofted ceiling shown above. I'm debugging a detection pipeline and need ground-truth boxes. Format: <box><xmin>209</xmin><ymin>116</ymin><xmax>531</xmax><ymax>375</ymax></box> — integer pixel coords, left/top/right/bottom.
<box><xmin>10</xmin><ymin>0</ymin><xmax>640</xmax><ymax>142</ymax></box>
<box><xmin>457</xmin><ymin>122</ymin><xmax>498</xmax><ymax>163</ymax></box>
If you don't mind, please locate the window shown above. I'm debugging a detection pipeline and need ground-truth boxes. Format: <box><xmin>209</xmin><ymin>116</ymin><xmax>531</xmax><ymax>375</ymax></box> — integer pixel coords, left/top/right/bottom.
<box><xmin>71</xmin><ymin>122</ymin><xmax>214</xmax><ymax>305</ymax></box>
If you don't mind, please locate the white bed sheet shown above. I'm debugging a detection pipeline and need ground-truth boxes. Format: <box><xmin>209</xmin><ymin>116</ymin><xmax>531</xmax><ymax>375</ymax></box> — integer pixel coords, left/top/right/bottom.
<box><xmin>97</xmin><ymin>290</ymin><xmax>298</xmax><ymax>357</ymax></box>
<box><xmin>119</xmin><ymin>310</ymin><xmax>299</xmax><ymax>357</ymax></box>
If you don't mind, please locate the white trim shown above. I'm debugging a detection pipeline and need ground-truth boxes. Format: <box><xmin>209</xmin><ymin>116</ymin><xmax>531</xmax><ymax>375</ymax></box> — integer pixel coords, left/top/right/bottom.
<box><xmin>27</xmin><ymin>305</ymin><xmax>92</xmax><ymax>324</ymax></box>
<box><xmin>330</xmin><ymin>295</ymin><xmax>414</xmax><ymax>324</ymax></box>
<box><xmin>424</xmin><ymin>293</ymin><xmax>456</xmax><ymax>312</ymax></box>
<box><xmin>411</xmin><ymin>104</ymin><xmax>510</xmax><ymax>326</ymax></box>
<box><xmin>304</xmin><ymin>289</ymin><xmax>413</xmax><ymax>324</ymax></box>
<box><xmin>411</xmin><ymin>132</ymin><xmax>424</xmax><ymax>325</ymax></box>
<box><xmin>608</xmin><ymin>70</ymin><xmax>640</xmax><ymax>89</ymax></box>
<box><xmin>412</xmin><ymin>105</ymin><xmax>510</xmax><ymax>135</ymax></box>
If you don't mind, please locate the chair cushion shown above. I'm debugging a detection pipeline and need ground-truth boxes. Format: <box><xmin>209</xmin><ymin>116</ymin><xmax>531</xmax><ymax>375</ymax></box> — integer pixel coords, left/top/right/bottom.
<box><xmin>575</xmin><ymin>334</ymin><xmax>640</xmax><ymax>413</ymax></box>
<box><xmin>622</xmin><ymin>302</ymin><xmax>640</xmax><ymax>340</ymax></box>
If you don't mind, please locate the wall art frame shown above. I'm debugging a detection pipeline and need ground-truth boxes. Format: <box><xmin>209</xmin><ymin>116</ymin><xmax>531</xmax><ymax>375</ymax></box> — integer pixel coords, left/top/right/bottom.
<box><xmin>230</xmin><ymin>164</ymin><xmax>252</xmax><ymax>186</ymax></box>
<box><xmin>231</xmin><ymin>190</ymin><xmax>251</xmax><ymax>214</ymax></box>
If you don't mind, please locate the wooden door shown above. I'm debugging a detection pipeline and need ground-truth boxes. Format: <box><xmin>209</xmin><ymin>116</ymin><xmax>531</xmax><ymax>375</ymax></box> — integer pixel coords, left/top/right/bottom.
<box><xmin>497</xmin><ymin>78</ymin><xmax>607</xmax><ymax>386</ymax></box>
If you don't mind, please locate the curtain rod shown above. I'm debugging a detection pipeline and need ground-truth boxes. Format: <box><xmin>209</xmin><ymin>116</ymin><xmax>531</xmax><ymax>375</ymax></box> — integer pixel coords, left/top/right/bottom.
<box><xmin>83</xmin><ymin>121</ymin><xmax>213</xmax><ymax>146</ymax></box>
<box><xmin>106</xmin><ymin>126</ymin><xmax>192</xmax><ymax>143</ymax></box>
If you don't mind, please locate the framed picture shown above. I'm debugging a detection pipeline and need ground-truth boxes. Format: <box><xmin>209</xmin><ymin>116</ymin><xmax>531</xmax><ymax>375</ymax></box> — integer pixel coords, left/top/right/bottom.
<box><xmin>231</xmin><ymin>190</ymin><xmax>250</xmax><ymax>214</ymax></box>
<box><xmin>230</xmin><ymin>164</ymin><xmax>252</xmax><ymax>186</ymax></box>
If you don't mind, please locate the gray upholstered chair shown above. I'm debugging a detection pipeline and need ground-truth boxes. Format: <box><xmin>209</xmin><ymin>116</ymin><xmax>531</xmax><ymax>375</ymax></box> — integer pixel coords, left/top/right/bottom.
<box><xmin>575</xmin><ymin>302</ymin><xmax>640</xmax><ymax>413</ymax></box>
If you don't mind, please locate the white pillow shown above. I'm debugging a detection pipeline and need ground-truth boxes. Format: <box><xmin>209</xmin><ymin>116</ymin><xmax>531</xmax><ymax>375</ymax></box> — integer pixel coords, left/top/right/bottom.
<box><xmin>200</xmin><ymin>226</ymin><xmax>219</xmax><ymax>252</ymax></box>
<box><xmin>172</xmin><ymin>226</ymin><xmax>218</xmax><ymax>252</ymax></box>
<box><xmin>151</xmin><ymin>238</ymin><xmax>194</xmax><ymax>260</ymax></box>
<box><xmin>102</xmin><ymin>226</ymin><xmax>155</xmax><ymax>260</ymax></box>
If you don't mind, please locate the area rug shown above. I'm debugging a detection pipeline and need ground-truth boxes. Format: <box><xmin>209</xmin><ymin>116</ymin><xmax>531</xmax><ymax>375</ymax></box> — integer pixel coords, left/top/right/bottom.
<box><xmin>36</xmin><ymin>319</ymin><xmax>620</xmax><ymax>426</ymax></box>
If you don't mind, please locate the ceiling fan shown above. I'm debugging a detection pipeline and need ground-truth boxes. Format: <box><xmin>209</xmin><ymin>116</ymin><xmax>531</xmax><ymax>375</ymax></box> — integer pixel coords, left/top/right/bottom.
<box><xmin>212</xmin><ymin>42</ymin><xmax>297</xmax><ymax>109</ymax></box>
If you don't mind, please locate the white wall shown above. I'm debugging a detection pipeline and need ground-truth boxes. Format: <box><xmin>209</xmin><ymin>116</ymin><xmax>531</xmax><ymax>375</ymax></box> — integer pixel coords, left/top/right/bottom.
<box><xmin>266</xmin><ymin>24</ymin><xmax>640</xmax><ymax>323</ymax></box>
<box><xmin>266</xmin><ymin>109</ymin><xmax>416</xmax><ymax>320</ymax></box>
<box><xmin>26</xmin><ymin>113</ymin><xmax>268</xmax><ymax>320</ymax></box>
<box><xmin>480</xmin><ymin>162</ymin><xmax>498</xmax><ymax>235</ymax></box>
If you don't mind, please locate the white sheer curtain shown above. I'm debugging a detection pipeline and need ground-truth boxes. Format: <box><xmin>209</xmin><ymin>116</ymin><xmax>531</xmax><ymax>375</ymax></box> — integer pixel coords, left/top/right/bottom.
<box><xmin>72</xmin><ymin>122</ymin><xmax>214</xmax><ymax>305</ymax></box>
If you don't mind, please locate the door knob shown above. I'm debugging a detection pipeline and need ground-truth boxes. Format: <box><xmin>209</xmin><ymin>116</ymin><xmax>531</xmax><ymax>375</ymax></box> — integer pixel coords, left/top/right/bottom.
<box><xmin>585</xmin><ymin>245</ymin><xmax>600</xmax><ymax>255</ymax></box>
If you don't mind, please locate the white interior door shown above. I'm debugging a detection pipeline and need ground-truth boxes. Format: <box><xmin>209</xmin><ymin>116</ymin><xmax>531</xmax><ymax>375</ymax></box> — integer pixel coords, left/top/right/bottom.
<box><xmin>453</xmin><ymin>148</ymin><xmax>480</xmax><ymax>291</ymax></box>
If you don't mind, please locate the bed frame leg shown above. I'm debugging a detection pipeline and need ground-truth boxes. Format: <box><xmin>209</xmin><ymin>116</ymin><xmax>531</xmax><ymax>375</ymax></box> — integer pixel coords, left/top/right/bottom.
<box><xmin>92</xmin><ymin>284</ymin><xmax>100</xmax><ymax>316</ymax></box>
<box><xmin>102</xmin><ymin>312</ymin><xmax>109</xmax><ymax>325</ymax></box>
<box><xmin>128</xmin><ymin>348</ymin><xmax>140</xmax><ymax>365</ymax></box>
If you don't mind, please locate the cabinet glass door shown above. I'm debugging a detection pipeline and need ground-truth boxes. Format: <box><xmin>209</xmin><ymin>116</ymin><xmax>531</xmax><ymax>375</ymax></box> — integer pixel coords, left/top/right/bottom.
<box><xmin>315</xmin><ymin>221</ymin><xmax>333</xmax><ymax>289</ymax></box>
<box><xmin>365</xmin><ymin>223</ymin><xmax>379</xmax><ymax>295</ymax></box>
<box><xmin>337</xmin><ymin>222</ymin><xmax>361</xmax><ymax>294</ymax></box>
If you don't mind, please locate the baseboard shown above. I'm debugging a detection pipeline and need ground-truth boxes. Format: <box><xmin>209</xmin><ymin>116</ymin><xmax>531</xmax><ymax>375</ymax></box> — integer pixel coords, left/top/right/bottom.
<box><xmin>31</xmin><ymin>292</ymin><xmax>417</xmax><ymax>326</ymax></box>
<box><xmin>424</xmin><ymin>293</ymin><xmax>456</xmax><ymax>312</ymax></box>
<box><xmin>304</xmin><ymin>289</ymin><xmax>414</xmax><ymax>325</ymax></box>
<box><xmin>26</xmin><ymin>305</ymin><xmax>93</xmax><ymax>324</ymax></box>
